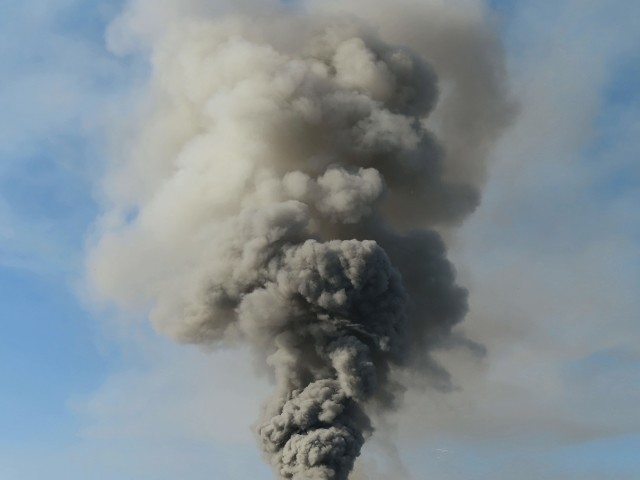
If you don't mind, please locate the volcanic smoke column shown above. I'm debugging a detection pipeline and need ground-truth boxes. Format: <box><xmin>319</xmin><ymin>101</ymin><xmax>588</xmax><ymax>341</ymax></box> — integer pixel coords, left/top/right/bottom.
<box><xmin>89</xmin><ymin>5</ymin><xmax>510</xmax><ymax>479</ymax></box>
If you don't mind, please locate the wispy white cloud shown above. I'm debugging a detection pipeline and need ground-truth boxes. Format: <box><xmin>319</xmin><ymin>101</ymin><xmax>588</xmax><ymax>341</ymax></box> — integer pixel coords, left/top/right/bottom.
<box><xmin>0</xmin><ymin>0</ymin><xmax>133</xmax><ymax>275</ymax></box>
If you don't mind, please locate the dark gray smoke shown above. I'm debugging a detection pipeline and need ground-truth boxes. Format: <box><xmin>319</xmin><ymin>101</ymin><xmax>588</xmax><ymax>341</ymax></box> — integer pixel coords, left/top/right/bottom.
<box><xmin>89</xmin><ymin>3</ymin><xmax>510</xmax><ymax>478</ymax></box>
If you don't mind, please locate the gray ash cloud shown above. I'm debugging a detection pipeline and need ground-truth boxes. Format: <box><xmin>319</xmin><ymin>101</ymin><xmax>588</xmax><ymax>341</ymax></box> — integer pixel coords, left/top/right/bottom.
<box><xmin>89</xmin><ymin>3</ymin><xmax>510</xmax><ymax>478</ymax></box>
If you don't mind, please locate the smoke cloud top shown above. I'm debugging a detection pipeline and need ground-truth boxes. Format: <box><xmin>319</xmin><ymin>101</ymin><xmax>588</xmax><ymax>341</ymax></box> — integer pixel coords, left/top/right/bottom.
<box><xmin>88</xmin><ymin>1</ymin><xmax>511</xmax><ymax>478</ymax></box>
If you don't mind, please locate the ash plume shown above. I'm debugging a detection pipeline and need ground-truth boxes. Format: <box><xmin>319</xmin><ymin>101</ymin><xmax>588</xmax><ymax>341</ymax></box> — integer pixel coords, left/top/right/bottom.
<box><xmin>89</xmin><ymin>2</ymin><xmax>511</xmax><ymax>479</ymax></box>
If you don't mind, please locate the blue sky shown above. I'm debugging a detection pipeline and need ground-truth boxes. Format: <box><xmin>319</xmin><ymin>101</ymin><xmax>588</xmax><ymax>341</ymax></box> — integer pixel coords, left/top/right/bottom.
<box><xmin>1</xmin><ymin>0</ymin><xmax>639</xmax><ymax>479</ymax></box>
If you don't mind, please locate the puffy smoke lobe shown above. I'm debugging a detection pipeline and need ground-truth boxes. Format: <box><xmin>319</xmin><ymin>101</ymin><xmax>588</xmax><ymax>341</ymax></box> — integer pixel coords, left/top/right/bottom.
<box><xmin>89</xmin><ymin>2</ymin><xmax>511</xmax><ymax>479</ymax></box>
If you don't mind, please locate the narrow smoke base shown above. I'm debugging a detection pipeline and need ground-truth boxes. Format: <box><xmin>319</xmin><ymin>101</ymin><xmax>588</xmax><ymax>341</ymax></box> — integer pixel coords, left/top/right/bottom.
<box><xmin>89</xmin><ymin>4</ymin><xmax>510</xmax><ymax>479</ymax></box>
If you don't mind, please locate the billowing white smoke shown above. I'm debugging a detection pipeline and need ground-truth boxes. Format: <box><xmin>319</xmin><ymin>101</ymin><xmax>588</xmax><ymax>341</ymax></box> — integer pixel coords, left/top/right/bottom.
<box><xmin>88</xmin><ymin>1</ymin><xmax>510</xmax><ymax>478</ymax></box>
